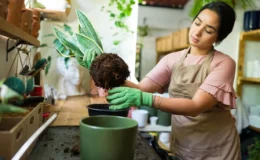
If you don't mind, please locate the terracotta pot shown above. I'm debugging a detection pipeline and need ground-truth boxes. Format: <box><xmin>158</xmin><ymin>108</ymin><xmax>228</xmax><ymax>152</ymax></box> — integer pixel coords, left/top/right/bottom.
<box><xmin>0</xmin><ymin>0</ymin><xmax>9</xmax><ymax>19</ymax></box>
<box><xmin>21</xmin><ymin>8</ymin><xmax>32</xmax><ymax>34</ymax></box>
<box><xmin>29</xmin><ymin>8</ymin><xmax>41</xmax><ymax>38</ymax></box>
<box><xmin>7</xmin><ymin>0</ymin><xmax>25</xmax><ymax>27</ymax></box>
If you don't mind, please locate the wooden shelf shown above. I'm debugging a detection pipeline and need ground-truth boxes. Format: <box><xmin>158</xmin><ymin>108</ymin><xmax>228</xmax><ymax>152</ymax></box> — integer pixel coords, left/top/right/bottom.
<box><xmin>34</xmin><ymin>8</ymin><xmax>69</xmax><ymax>22</ymax></box>
<box><xmin>157</xmin><ymin>45</ymin><xmax>189</xmax><ymax>55</ymax></box>
<box><xmin>238</xmin><ymin>76</ymin><xmax>260</xmax><ymax>84</ymax></box>
<box><xmin>0</xmin><ymin>17</ymin><xmax>40</xmax><ymax>47</ymax></box>
<box><xmin>236</xmin><ymin>30</ymin><xmax>260</xmax><ymax>97</ymax></box>
<box><xmin>156</xmin><ymin>44</ymin><xmax>189</xmax><ymax>63</ymax></box>
<box><xmin>240</xmin><ymin>29</ymin><xmax>260</xmax><ymax>41</ymax></box>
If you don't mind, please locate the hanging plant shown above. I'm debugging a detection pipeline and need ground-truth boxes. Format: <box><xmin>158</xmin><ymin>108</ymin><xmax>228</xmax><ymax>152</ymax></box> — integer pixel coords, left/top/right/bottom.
<box><xmin>101</xmin><ymin>0</ymin><xmax>143</xmax><ymax>45</ymax></box>
<box><xmin>189</xmin><ymin>0</ymin><xmax>257</xmax><ymax>17</ymax></box>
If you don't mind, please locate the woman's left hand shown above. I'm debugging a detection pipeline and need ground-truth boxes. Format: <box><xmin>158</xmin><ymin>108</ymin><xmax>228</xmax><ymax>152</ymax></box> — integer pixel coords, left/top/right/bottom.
<box><xmin>107</xmin><ymin>87</ymin><xmax>153</xmax><ymax>110</ymax></box>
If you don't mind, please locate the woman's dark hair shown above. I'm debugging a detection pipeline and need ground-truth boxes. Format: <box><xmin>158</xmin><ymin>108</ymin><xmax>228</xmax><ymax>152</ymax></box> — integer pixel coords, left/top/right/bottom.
<box><xmin>193</xmin><ymin>1</ymin><xmax>236</xmax><ymax>44</ymax></box>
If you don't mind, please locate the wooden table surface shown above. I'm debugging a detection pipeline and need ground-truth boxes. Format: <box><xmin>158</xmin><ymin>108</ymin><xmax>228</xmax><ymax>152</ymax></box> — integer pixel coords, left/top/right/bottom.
<box><xmin>44</xmin><ymin>95</ymin><xmax>107</xmax><ymax>126</ymax></box>
<box><xmin>43</xmin><ymin>95</ymin><xmax>172</xmax><ymax>152</ymax></box>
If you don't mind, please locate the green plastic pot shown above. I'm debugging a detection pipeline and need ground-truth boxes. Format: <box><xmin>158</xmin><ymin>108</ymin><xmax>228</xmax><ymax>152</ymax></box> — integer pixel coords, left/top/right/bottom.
<box><xmin>80</xmin><ymin>116</ymin><xmax>138</xmax><ymax>160</ymax></box>
<box><xmin>4</xmin><ymin>76</ymin><xmax>25</xmax><ymax>95</ymax></box>
<box><xmin>26</xmin><ymin>77</ymin><xmax>34</xmax><ymax>95</ymax></box>
<box><xmin>157</xmin><ymin>110</ymin><xmax>171</xmax><ymax>126</ymax></box>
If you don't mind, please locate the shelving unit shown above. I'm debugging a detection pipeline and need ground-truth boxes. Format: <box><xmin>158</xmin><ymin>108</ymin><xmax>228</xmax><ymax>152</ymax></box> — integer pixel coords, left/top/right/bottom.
<box><xmin>157</xmin><ymin>44</ymin><xmax>189</xmax><ymax>63</ymax></box>
<box><xmin>33</xmin><ymin>8</ymin><xmax>70</xmax><ymax>22</ymax></box>
<box><xmin>0</xmin><ymin>17</ymin><xmax>40</xmax><ymax>46</ymax></box>
<box><xmin>156</xmin><ymin>28</ymin><xmax>190</xmax><ymax>63</ymax></box>
<box><xmin>236</xmin><ymin>29</ymin><xmax>260</xmax><ymax>97</ymax></box>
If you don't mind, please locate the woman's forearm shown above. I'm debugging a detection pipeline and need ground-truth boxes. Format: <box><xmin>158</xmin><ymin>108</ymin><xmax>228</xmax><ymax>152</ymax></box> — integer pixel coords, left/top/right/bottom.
<box><xmin>153</xmin><ymin>96</ymin><xmax>199</xmax><ymax>117</ymax></box>
<box><xmin>153</xmin><ymin>89</ymin><xmax>218</xmax><ymax>117</ymax></box>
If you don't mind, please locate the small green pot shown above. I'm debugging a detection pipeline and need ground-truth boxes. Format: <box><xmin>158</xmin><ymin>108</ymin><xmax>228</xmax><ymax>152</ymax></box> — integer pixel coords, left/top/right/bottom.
<box><xmin>157</xmin><ymin>110</ymin><xmax>171</xmax><ymax>126</ymax></box>
<box><xmin>80</xmin><ymin>116</ymin><xmax>138</xmax><ymax>160</ymax></box>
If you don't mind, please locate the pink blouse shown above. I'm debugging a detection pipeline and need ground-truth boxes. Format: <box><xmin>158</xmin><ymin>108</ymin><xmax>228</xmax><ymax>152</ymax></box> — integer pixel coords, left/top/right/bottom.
<box><xmin>146</xmin><ymin>49</ymin><xmax>237</xmax><ymax>109</ymax></box>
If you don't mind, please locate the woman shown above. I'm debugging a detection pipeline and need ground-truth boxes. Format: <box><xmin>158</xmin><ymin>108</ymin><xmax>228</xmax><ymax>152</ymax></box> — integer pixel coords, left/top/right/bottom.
<box><xmin>107</xmin><ymin>1</ymin><xmax>240</xmax><ymax>160</ymax></box>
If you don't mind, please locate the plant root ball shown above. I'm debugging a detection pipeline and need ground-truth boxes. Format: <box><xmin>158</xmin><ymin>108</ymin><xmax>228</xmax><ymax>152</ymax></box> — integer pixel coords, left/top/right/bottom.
<box><xmin>90</xmin><ymin>53</ymin><xmax>130</xmax><ymax>89</ymax></box>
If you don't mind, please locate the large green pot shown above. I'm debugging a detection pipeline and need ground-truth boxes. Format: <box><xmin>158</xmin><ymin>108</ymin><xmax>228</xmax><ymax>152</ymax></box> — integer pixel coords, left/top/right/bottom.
<box><xmin>80</xmin><ymin>116</ymin><xmax>138</xmax><ymax>160</ymax></box>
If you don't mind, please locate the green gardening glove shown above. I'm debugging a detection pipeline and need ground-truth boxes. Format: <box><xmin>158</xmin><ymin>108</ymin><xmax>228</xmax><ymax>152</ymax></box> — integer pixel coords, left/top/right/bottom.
<box><xmin>107</xmin><ymin>87</ymin><xmax>153</xmax><ymax>110</ymax></box>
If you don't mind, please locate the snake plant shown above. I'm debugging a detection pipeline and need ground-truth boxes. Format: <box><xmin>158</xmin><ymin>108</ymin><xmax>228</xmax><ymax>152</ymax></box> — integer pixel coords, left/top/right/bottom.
<box><xmin>53</xmin><ymin>9</ymin><xmax>104</xmax><ymax>69</ymax></box>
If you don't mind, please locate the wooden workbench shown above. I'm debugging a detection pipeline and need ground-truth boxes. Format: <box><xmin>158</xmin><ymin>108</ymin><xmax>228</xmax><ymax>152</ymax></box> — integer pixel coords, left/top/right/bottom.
<box><xmin>43</xmin><ymin>95</ymin><xmax>107</xmax><ymax>126</ymax></box>
<box><xmin>43</xmin><ymin>95</ymin><xmax>172</xmax><ymax>152</ymax></box>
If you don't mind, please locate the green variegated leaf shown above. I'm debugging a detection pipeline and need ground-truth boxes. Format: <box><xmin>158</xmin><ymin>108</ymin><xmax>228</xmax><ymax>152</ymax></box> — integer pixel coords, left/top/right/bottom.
<box><xmin>53</xmin><ymin>27</ymin><xmax>83</xmax><ymax>57</ymax></box>
<box><xmin>75</xmin><ymin>33</ymin><xmax>103</xmax><ymax>56</ymax></box>
<box><xmin>64</xmin><ymin>57</ymin><xmax>70</xmax><ymax>69</ymax></box>
<box><xmin>42</xmin><ymin>33</ymin><xmax>54</xmax><ymax>37</ymax></box>
<box><xmin>0</xmin><ymin>84</ymin><xmax>24</xmax><ymax>104</ymax></box>
<box><xmin>83</xmin><ymin>48</ymin><xmax>95</xmax><ymax>62</ymax></box>
<box><xmin>45</xmin><ymin>56</ymin><xmax>51</xmax><ymax>75</ymax></box>
<box><xmin>0</xmin><ymin>104</ymin><xmax>28</xmax><ymax>114</ymax></box>
<box><xmin>78</xmin><ymin>25</ymin><xmax>85</xmax><ymax>35</ymax></box>
<box><xmin>75</xmin><ymin>54</ymin><xmax>88</xmax><ymax>69</ymax></box>
<box><xmin>63</xmin><ymin>49</ymin><xmax>71</xmax><ymax>56</ymax></box>
<box><xmin>53</xmin><ymin>39</ymin><xmax>62</xmax><ymax>48</ymax></box>
<box><xmin>76</xmin><ymin>9</ymin><xmax>103</xmax><ymax>49</ymax></box>
<box><xmin>56</xmin><ymin>47</ymin><xmax>75</xmax><ymax>58</ymax></box>
<box><xmin>63</xmin><ymin>24</ymin><xmax>73</xmax><ymax>35</ymax></box>
<box><xmin>82</xmin><ymin>48</ymin><xmax>97</xmax><ymax>69</ymax></box>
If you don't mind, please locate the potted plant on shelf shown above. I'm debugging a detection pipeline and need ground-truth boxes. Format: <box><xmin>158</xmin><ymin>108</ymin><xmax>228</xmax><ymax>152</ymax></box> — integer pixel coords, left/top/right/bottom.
<box><xmin>189</xmin><ymin>0</ymin><xmax>257</xmax><ymax>17</ymax></box>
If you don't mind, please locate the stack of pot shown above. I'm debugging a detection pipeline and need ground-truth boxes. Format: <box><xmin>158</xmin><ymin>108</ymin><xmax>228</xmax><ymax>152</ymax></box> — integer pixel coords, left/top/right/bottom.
<box><xmin>1</xmin><ymin>0</ymin><xmax>41</xmax><ymax>38</ymax></box>
<box><xmin>244</xmin><ymin>10</ymin><xmax>260</xmax><ymax>31</ymax></box>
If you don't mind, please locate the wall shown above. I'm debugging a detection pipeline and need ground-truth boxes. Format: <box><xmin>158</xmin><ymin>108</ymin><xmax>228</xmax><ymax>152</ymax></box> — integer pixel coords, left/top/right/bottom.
<box><xmin>137</xmin><ymin>0</ymin><xmax>193</xmax><ymax>79</ymax></box>
<box><xmin>137</xmin><ymin>1</ymin><xmax>260</xmax><ymax>105</ymax></box>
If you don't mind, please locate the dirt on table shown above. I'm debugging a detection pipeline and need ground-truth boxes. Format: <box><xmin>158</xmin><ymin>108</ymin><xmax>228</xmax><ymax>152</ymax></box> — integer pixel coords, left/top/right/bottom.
<box><xmin>90</xmin><ymin>53</ymin><xmax>130</xmax><ymax>89</ymax></box>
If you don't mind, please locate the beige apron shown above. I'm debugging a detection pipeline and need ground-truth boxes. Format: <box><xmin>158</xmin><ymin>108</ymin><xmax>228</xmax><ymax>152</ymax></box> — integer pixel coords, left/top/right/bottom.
<box><xmin>168</xmin><ymin>48</ymin><xmax>241</xmax><ymax>160</ymax></box>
